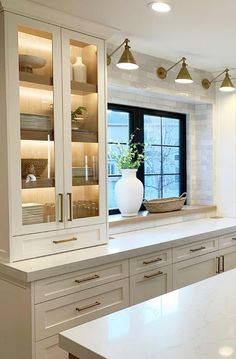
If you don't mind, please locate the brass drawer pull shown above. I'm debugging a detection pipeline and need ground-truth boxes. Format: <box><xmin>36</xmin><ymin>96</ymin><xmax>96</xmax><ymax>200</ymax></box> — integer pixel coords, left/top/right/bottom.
<box><xmin>75</xmin><ymin>274</ymin><xmax>100</xmax><ymax>283</ymax></box>
<box><xmin>144</xmin><ymin>271</ymin><xmax>163</xmax><ymax>279</ymax></box>
<box><xmin>232</xmin><ymin>238</ymin><xmax>236</xmax><ymax>240</ymax></box>
<box><xmin>190</xmin><ymin>246</ymin><xmax>206</xmax><ymax>252</ymax></box>
<box><xmin>143</xmin><ymin>257</ymin><xmax>162</xmax><ymax>265</ymax></box>
<box><xmin>220</xmin><ymin>255</ymin><xmax>225</xmax><ymax>272</ymax></box>
<box><xmin>58</xmin><ymin>193</ymin><xmax>64</xmax><ymax>223</ymax></box>
<box><xmin>76</xmin><ymin>301</ymin><xmax>101</xmax><ymax>312</ymax></box>
<box><xmin>53</xmin><ymin>237</ymin><xmax>77</xmax><ymax>244</ymax></box>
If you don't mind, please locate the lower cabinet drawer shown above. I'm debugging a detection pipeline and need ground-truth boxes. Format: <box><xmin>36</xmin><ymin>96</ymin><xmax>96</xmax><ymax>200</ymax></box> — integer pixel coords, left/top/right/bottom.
<box><xmin>35</xmin><ymin>278</ymin><xmax>129</xmax><ymax>341</ymax></box>
<box><xmin>130</xmin><ymin>265</ymin><xmax>172</xmax><ymax>305</ymax></box>
<box><xmin>219</xmin><ymin>233</ymin><xmax>236</xmax><ymax>249</ymax></box>
<box><xmin>173</xmin><ymin>237</ymin><xmax>218</xmax><ymax>263</ymax></box>
<box><xmin>12</xmin><ymin>224</ymin><xmax>107</xmax><ymax>261</ymax></box>
<box><xmin>36</xmin><ymin>336</ymin><xmax>67</xmax><ymax>359</ymax></box>
<box><xmin>130</xmin><ymin>249</ymin><xmax>172</xmax><ymax>275</ymax></box>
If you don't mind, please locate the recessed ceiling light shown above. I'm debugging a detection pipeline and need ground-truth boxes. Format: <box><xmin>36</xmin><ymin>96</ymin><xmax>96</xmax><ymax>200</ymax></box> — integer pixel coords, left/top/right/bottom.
<box><xmin>148</xmin><ymin>2</ymin><xmax>172</xmax><ymax>13</ymax></box>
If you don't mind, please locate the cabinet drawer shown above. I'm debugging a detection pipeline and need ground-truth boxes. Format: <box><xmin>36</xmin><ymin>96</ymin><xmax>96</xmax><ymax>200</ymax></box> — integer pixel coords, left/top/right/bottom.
<box><xmin>36</xmin><ymin>336</ymin><xmax>67</xmax><ymax>359</ymax></box>
<box><xmin>12</xmin><ymin>224</ymin><xmax>107</xmax><ymax>261</ymax></box>
<box><xmin>34</xmin><ymin>260</ymin><xmax>129</xmax><ymax>303</ymax></box>
<box><xmin>130</xmin><ymin>265</ymin><xmax>172</xmax><ymax>305</ymax></box>
<box><xmin>173</xmin><ymin>252</ymin><xmax>218</xmax><ymax>290</ymax></box>
<box><xmin>35</xmin><ymin>278</ymin><xmax>129</xmax><ymax>340</ymax></box>
<box><xmin>219</xmin><ymin>233</ymin><xmax>236</xmax><ymax>249</ymax></box>
<box><xmin>130</xmin><ymin>249</ymin><xmax>172</xmax><ymax>275</ymax></box>
<box><xmin>173</xmin><ymin>238</ymin><xmax>218</xmax><ymax>263</ymax></box>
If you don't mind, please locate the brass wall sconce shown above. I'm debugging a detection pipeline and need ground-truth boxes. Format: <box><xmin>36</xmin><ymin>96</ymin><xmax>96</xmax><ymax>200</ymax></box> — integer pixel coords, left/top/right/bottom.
<box><xmin>157</xmin><ymin>57</ymin><xmax>193</xmax><ymax>84</ymax></box>
<box><xmin>202</xmin><ymin>68</ymin><xmax>235</xmax><ymax>92</ymax></box>
<box><xmin>107</xmin><ymin>38</ymin><xmax>139</xmax><ymax>70</ymax></box>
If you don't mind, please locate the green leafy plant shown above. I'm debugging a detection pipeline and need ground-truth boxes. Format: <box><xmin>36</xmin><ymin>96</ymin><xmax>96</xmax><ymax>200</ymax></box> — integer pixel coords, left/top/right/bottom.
<box><xmin>110</xmin><ymin>129</ymin><xmax>146</xmax><ymax>171</ymax></box>
<box><xmin>71</xmin><ymin>106</ymin><xmax>87</xmax><ymax>122</ymax></box>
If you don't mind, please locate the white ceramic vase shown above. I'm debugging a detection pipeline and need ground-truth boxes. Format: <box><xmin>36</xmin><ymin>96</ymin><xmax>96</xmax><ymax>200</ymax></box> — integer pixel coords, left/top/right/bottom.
<box><xmin>115</xmin><ymin>169</ymin><xmax>143</xmax><ymax>217</ymax></box>
<box><xmin>72</xmin><ymin>56</ymin><xmax>87</xmax><ymax>83</ymax></box>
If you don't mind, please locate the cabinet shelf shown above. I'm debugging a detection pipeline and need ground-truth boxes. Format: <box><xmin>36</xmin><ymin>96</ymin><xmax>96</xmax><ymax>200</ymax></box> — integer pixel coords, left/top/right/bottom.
<box><xmin>72</xmin><ymin>129</ymin><xmax>98</xmax><ymax>143</ymax></box>
<box><xmin>22</xmin><ymin>178</ymin><xmax>55</xmax><ymax>189</ymax></box>
<box><xmin>21</xmin><ymin>129</ymin><xmax>54</xmax><ymax>141</ymax></box>
<box><xmin>71</xmin><ymin>80</ymin><xmax>97</xmax><ymax>95</ymax></box>
<box><xmin>72</xmin><ymin>178</ymin><xmax>98</xmax><ymax>186</ymax></box>
<box><xmin>19</xmin><ymin>71</ymin><xmax>53</xmax><ymax>90</ymax></box>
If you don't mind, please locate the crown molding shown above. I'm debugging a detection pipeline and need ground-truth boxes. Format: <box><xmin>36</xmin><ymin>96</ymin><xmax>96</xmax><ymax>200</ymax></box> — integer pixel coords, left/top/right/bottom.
<box><xmin>0</xmin><ymin>0</ymin><xmax>118</xmax><ymax>40</ymax></box>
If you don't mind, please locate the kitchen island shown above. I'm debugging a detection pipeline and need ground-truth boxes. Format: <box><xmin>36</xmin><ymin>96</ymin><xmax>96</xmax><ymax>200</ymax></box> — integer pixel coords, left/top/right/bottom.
<box><xmin>59</xmin><ymin>268</ymin><xmax>236</xmax><ymax>359</ymax></box>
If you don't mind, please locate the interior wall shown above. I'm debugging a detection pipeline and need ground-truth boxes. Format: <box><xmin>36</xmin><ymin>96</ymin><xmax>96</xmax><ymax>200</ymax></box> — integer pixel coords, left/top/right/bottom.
<box><xmin>107</xmin><ymin>47</ymin><xmax>215</xmax><ymax>205</ymax></box>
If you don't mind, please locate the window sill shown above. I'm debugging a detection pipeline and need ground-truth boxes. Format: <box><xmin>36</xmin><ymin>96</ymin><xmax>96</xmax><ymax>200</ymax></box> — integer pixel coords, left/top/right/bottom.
<box><xmin>109</xmin><ymin>205</ymin><xmax>217</xmax><ymax>235</ymax></box>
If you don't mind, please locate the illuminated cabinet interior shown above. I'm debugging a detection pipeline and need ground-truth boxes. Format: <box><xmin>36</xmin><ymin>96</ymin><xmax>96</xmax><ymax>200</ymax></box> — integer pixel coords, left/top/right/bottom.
<box><xmin>0</xmin><ymin>12</ymin><xmax>107</xmax><ymax>262</ymax></box>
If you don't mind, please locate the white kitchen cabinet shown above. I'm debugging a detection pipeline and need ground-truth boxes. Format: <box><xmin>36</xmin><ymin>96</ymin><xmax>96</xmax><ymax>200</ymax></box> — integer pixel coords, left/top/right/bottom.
<box><xmin>219</xmin><ymin>246</ymin><xmax>236</xmax><ymax>272</ymax></box>
<box><xmin>35</xmin><ymin>336</ymin><xmax>67</xmax><ymax>359</ymax></box>
<box><xmin>173</xmin><ymin>252</ymin><xmax>219</xmax><ymax>290</ymax></box>
<box><xmin>130</xmin><ymin>265</ymin><xmax>172</xmax><ymax>305</ymax></box>
<box><xmin>0</xmin><ymin>9</ymin><xmax>107</xmax><ymax>262</ymax></box>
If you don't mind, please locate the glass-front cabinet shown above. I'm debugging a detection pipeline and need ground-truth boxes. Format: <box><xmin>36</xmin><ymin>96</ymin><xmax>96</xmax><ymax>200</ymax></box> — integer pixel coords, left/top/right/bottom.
<box><xmin>1</xmin><ymin>13</ymin><xmax>107</xmax><ymax>261</ymax></box>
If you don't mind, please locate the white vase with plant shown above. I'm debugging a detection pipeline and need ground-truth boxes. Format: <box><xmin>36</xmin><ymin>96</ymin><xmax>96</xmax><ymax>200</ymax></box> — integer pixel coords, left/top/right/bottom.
<box><xmin>111</xmin><ymin>130</ymin><xmax>145</xmax><ymax>217</ymax></box>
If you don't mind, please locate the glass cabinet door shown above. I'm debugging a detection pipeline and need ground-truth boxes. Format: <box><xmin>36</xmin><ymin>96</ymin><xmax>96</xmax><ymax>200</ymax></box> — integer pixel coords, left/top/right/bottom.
<box><xmin>11</xmin><ymin>17</ymin><xmax>64</xmax><ymax>233</ymax></box>
<box><xmin>62</xmin><ymin>30</ymin><xmax>106</xmax><ymax>225</ymax></box>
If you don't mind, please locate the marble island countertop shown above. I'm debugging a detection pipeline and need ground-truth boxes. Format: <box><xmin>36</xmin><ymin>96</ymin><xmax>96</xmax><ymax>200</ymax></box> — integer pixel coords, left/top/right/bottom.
<box><xmin>1</xmin><ymin>217</ymin><xmax>236</xmax><ymax>282</ymax></box>
<box><xmin>59</xmin><ymin>268</ymin><xmax>236</xmax><ymax>359</ymax></box>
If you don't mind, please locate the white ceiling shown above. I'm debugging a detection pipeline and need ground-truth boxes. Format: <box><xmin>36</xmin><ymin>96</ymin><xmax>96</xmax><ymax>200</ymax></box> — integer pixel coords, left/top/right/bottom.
<box><xmin>29</xmin><ymin>0</ymin><xmax>236</xmax><ymax>72</ymax></box>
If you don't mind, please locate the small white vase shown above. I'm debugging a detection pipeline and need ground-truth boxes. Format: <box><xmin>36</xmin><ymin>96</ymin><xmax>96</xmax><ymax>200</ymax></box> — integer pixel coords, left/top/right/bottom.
<box><xmin>73</xmin><ymin>56</ymin><xmax>87</xmax><ymax>83</ymax></box>
<box><xmin>115</xmin><ymin>169</ymin><xmax>143</xmax><ymax>217</ymax></box>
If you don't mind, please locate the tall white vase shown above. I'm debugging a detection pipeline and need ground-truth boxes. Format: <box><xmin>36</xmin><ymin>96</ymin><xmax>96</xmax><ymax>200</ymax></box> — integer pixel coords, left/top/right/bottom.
<box><xmin>73</xmin><ymin>56</ymin><xmax>87</xmax><ymax>83</ymax></box>
<box><xmin>115</xmin><ymin>169</ymin><xmax>143</xmax><ymax>217</ymax></box>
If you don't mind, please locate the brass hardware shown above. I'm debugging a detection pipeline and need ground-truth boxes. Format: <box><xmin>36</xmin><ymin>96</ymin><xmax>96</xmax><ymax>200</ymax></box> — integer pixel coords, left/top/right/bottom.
<box><xmin>67</xmin><ymin>192</ymin><xmax>73</xmax><ymax>221</ymax></box>
<box><xmin>58</xmin><ymin>193</ymin><xmax>64</xmax><ymax>223</ymax></box>
<box><xmin>107</xmin><ymin>38</ymin><xmax>139</xmax><ymax>70</ymax></box>
<box><xmin>220</xmin><ymin>255</ymin><xmax>225</xmax><ymax>272</ymax></box>
<box><xmin>75</xmin><ymin>274</ymin><xmax>100</xmax><ymax>283</ymax></box>
<box><xmin>157</xmin><ymin>57</ymin><xmax>193</xmax><ymax>84</ymax></box>
<box><xmin>144</xmin><ymin>271</ymin><xmax>163</xmax><ymax>279</ymax></box>
<box><xmin>232</xmin><ymin>238</ymin><xmax>236</xmax><ymax>240</ymax></box>
<box><xmin>53</xmin><ymin>237</ymin><xmax>77</xmax><ymax>244</ymax></box>
<box><xmin>189</xmin><ymin>246</ymin><xmax>206</xmax><ymax>252</ymax></box>
<box><xmin>143</xmin><ymin>257</ymin><xmax>162</xmax><ymax>265</ymax></box>
<box><xmin>216</xmin><ymin>256</ymin><xmax>220</xmax><ymax>274</ymax></box>
<box><xmin>202</xmin><ymin>68</ymin><xmax>235</xmax><ymax>92</ymax></box>
<box><xmin>76</xmin><ymin>301</ymin><xmax>101</xmax><ymax>312</ymax></box>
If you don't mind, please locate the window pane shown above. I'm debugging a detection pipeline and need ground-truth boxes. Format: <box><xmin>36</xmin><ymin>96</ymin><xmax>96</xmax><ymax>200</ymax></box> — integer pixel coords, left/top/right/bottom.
<box><xmin>144</xmin><ymin>115</ymin><xmax>161</xmax><ymax>145</ymax></box>
<box><xmin>108</xmin><ymin>143</ymin><xmax>128</xmax><ymax>175</ymax></box>
<box><xmin>144</xmin><ymin>175</ymin><xmax>162</xmax><ymax>199</ymax></box>
<box><xmin>107</xmin><ymin>110</ymin><xmax>129</xmax><ymax>143</ymax></box>
<box><xmin>163</xmin><ymin>175</ymin><xmax>180</xmax><ymax>197</ymax></box>
<box><xmin>108</xmin><ymin>177</ymin><xmax>120</xmax><ymax>209</ymax></box>
<box><xmin>162</xmin><ymin>118</ymin><xmax>180</xmax><ymax>145</ymax></box>
<box><xmin>162</xmin><ymin>147</ymin><xmax>180</xmax><ymax>174</ymax></box>
<box><xmin>145</xmin><ymin>145</ymin><xmax>161</xmax><ymax>174</ymax></box>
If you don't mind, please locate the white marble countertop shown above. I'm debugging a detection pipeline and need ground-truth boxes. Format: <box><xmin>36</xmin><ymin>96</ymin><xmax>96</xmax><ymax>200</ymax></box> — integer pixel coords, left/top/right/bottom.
<box><xmin>59</xmin><ymin>268</ymin><xmax>236</xmax><ymax>359</ymax></box>
<box><xmin>1</xmin><ymin>217</ymin><xmax>236</xmax><ymax>282</ymax></box>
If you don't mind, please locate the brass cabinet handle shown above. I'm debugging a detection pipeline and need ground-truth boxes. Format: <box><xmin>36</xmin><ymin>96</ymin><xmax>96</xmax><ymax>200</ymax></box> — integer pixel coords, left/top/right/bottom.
<box><xmin>143</xmin><ymin>257</ymin><xmax>162</xmax><ymax>265</ymax></box>
<box><xmin>189</xmin><ymin>246</ymin><xmax>206</xmax><ymax>252</ymax></box>
<box><xmin>58</xmin><ymin>193</ymin><xmax>64</xmax><ymax>223</ymax></box>
<box><xmin>76</xmin><ymin>301</ymin><xmax>101</xmax><ymax>312</ymax></box>
<box><xmin>232</xmin><ymin>238</ymin><xmax>236</xmax><ymax>240</ymax></box>
<box><xmin>220</xmin><ymin>255</ymin><xmax>225</xmax><ymax>272</ymax></box>
<box><xmin>216</xmin><ymin>256</ymin><xmax>220</xmax><ymax>274</ymax></box>
<box><xmin>144</xmin><ymin>271</ymin><xmax>163</xmax><ymax>279</ymax></box>
<box><xmin>53</xmin><ymin>237</ymin><xmax>77</xmax><ymax>244</ymax></box>
<box><xmin>75</xmin><ymin>274</ymin><xmax>100</xmax><ymax>283</ymax></box>
<box><xmin>67</xmin><ymin>192</ymin><xmax>73</xmax><ymax>221</ymax></box>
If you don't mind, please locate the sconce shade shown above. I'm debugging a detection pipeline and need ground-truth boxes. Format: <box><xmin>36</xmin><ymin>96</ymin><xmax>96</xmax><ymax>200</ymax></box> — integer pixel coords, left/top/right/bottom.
<box><xmin>107</xmin><ymin>38</ymin><xmax>139</xmax><ymax>70</ymax></box>
<box><xmin>175</xmin><ymin>62</ymin><xmax>193</xmax><ymax>84</ymax></box>
<box><xmin>220</xmin><ymin>72</ymin><xmax>235</xmax><ymax>92</ymax></box>
<box><xmin>117</xmin><ymin>43</ymin><xmax>139</xmax><ymax>70</ymax></box>
<box><xmin>157</xmin><ymin>57</ymin><xmax>193</xmax><ymax>84</ymax></box>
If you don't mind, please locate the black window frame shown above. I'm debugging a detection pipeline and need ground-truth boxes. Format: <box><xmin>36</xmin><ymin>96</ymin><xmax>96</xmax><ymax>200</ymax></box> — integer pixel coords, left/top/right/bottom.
<box><xmin>108</xmin><ymin>103</ymin><xmax>186</xmax><ymax>215</ymax></box>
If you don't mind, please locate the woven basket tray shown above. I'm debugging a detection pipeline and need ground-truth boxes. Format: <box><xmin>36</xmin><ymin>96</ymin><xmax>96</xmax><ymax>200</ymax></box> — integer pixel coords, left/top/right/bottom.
<box><xmin>143</xmin><ymin>193</ymin><xmax>187</xmax><ymax>213</ymax></box>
